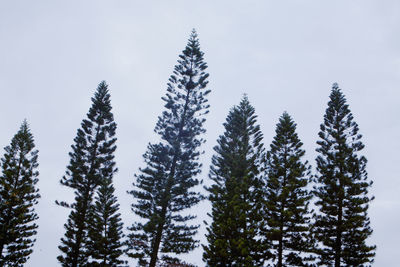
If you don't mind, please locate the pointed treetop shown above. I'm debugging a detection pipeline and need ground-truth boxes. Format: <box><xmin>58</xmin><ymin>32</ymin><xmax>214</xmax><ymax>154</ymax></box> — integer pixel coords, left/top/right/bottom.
<box><xmin>21</xmin><ymin>119</ymin><xmax>29</xmax><ymax>130</ymax></box>
<box><xmin>237</xmin><ymin>94</ymin><xmax>253</xmax><ymax>110</ymax></box>
<box><xmin>225</xmin><ymin>95</ymin><xmax>252</xmax><ymax>120</ymax></box>
<box><xmin>185</xmin><ymin>29</ymin><xmax>202</xmax><ymax>54</ymax></box>
<box><xmin>228</xmin><ymin>95</ymin><xmax>258</xmax><ymax>125</ymax></box>
<box><xmin>281</xmin><ymin>111</ymin><xmax>290</xmax><ymax>119</ymax></box>
<box><xmin>16</xmin><ymin>119</ymin><xmax>31</xmax><ymax>137</ymax></box>
<box><xmin>329</xmin><ymin>83</ymin><xmax>344</xmax><ymax>99</ymax></box>
<box><xmin>276</xmin><ymin>111</ymin><xmax>296</xmax><ymax>131</ymax></box>
<box><xmin>191</xmin><ymin>28</ymin><xmax>197</xmax><ymax>36</ymax></box>
<box><xmin>332</xmin><ymin>82</ymin><xmax>339</xmax><ymax>90</ymax></box>
<box><xmin>97</xmin><ymin>80</ymin><xmax>108</xmax><ymax>90</ymax></box>
<box><xmin>86</xmin><ymin>81</ymin><xmax>115</xmax><ymax>126</ymax></box>
<box><xmin>93</xmin><ymin>80</ymin><xmax>110</xmax><ymax>100</ymax></box>
<box><xmin>189</xmin><ymin>28</ymin><xmax>198</xmax><ymax>41</ymax></box>
<box><xmin>280</xmin><ymin>111</ymin><xmax>296</xmax><ymax>123</ymax></box>
<box><xmin>271</xmin><ymin>112</ymin><xmax>300</xmax><ymax>147</ymax></box>
<box><xmin>11</xmin><ymin>119</ymin><xmax>35</xmax><ymax>151</ymax></box>
<box><xmin>326</xmin><ymin>82</ymin><xmax>350</xmax><ymax>112</ymax></box>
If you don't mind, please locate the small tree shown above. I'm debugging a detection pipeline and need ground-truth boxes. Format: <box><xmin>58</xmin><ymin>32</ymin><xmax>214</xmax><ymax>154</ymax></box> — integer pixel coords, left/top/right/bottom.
<box><xmin>86</xmin><ymin>177</ymin><xmax>125</xmax><ymax>266</ymax></box>
<box><xmin>313</xmin><ymin>83</ymin><xmax>375</xmax><ymax>266</ymax></box>
<box><xmin>0</xmin><ymin>121</ymin><xmax>40</xmax><ymax>266</ymax></box>
<box><xmin>264</xmin><ymin>112</ymin><xmax>314</xmax><ymax>266</ymax></box>
<box><xmin>127</xmin><ymin>30</ymin><xmax>210</xmax><ymax>267</ymax></box>
<box><xmin>203</xmin><ymin>96</ymin><xmax>266</xmax><ymax>267</ymax></box>
<box><xmin>57</xmin><ymin>81</ymin><xmax>117</xmax><ymax>267</ymax></box>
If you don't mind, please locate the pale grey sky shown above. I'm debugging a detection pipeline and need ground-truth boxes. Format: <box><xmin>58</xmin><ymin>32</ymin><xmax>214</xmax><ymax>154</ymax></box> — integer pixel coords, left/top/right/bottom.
<box><xmin>0</xmin><ymin>1</ymin><xmax>399</xmax><ymax>266</ymax></box>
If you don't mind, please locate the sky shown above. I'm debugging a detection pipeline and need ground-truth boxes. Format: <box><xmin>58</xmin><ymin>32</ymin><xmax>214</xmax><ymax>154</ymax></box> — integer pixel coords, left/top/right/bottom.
<box><xmin>0</xmin><ymin>1</ymin><xmax>399</xmax><ymax>266</ymax></box>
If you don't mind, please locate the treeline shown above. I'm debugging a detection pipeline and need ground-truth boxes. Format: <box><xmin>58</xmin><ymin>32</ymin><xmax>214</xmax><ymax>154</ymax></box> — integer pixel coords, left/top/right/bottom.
<box><xmin>0</xmin><ymin>30</ymin><xmax>375</xmax><ymax>266</ymax></box>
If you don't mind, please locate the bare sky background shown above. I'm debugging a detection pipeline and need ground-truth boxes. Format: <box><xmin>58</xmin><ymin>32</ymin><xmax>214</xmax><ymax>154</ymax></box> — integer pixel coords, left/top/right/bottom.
<box><xmin>0</xmin><ymin>1</ymin><xmax>399</xmax><ymax>266</ymax></box>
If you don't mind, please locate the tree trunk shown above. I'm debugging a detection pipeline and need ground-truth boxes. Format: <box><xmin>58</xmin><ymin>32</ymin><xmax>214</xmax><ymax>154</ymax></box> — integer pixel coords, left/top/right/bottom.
<box><xmin>149</xmin><ymin>79</ymin><xmax>193</xmax><ymax>267</ymax></box>
<box><xmin>278</xmin><ymin>228</ymin><xmax>283</xmax><ymax>267</ymax></box>
<box><xmin>0</xmin><ymin>242</ymin><xmax>4</xmax><ymax>261</ymax></box>
<box><xmin>278</xmin><ymin>145</ymin><xmax>288</xmax><ymax>267</ymax></box>
<box><xmin>149</xmin><ymin>210</ymin><xmax>165</xmax><ymax>267</ymax></box>
<box><xmin>335</xmin><ymin>199</ymin><xmax>343</xmax><ymax>267</ymax></box>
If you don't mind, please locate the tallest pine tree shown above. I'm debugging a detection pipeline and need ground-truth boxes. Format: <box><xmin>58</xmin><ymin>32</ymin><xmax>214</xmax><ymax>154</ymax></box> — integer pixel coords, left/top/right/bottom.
<box><xmin>127</xmin><ymin>30</ymin><xmax>210</xmax><ymax>266</ymax></box>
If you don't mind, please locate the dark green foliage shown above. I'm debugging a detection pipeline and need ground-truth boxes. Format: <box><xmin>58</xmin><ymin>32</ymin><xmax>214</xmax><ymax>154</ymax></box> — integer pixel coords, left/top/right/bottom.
<box><xmin>264</xmin><ymin>112</ymin><xmax>314</xmax><ymax>267</ymax></box>
<box><xmin>127</xmin><ymin>30</ymin><xmax>210</xmax><ymax>267</ymax></box>
<box><xmin>203</xmin><ymin>97</ymin><xmax>266</xmax><ymax>267</ymax></box>
<box><xmin>57</xmin><ymin>81</ymin><xmax>118</xmax><ymax>267</ymax></box>
<box><xmin>313</xmin><ymin>83</ymin><xmax>375</xmax><ymax>266</ymax></box>
<box><xmin>158</xmin><ymin>256</ymin><xmax>197</xmax><ymax>267</ymax></box>
<box><xmin>87</xmin><ymin>177</ymin><xmax>125</xmax><ymax>266</ymax></box>
<box><xmin>0</xmin><ymin>121</ymin><xmax>40</xmax><ymax>266</ymax></box>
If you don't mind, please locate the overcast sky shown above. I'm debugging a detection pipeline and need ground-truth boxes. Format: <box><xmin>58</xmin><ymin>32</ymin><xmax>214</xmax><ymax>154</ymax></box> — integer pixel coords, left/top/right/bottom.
<box><xmin>0</xmin><ymin>1</ymin><xmax>399</xmax><ymax>266</ymax></box>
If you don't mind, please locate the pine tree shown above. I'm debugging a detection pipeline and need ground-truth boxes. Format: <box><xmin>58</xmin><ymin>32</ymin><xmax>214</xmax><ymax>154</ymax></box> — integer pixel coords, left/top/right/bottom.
<box><xmin>264</xmin><ymin>112</ymin><xmax>314</xmax><ymax>266</ymax></box>
<box><xmin>57</xmin><ymin>81</ymin><xmax>117</xmax><ymax>267</ymax></box>
<box><xmin>313</xmin><ymin>83</ymin><xmax>375</xmax><ymax>266</ymax></box>
<box><xmin>127</xmin><ymin>30</ymin><xmax>210</xmax><ymax>267</ymax></box>
<box><xmin>0</xmin><ymin>121</ymin><xmax>40</xmax><ymax>266</ymax></box>
<box><xmin>203</xmin><ymin>96</ymin><xmax>266</xmax><ymax>267</ymax></box>
<box><xmin>86</xmin><ymin>177</ymin><xmax>125</xmax><ymax>266</ymax></box>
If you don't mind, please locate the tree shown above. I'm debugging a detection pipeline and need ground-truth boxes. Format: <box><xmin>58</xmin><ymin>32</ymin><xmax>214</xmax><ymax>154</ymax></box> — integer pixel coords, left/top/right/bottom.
<box><xmin>0</xmin><ymin>120</ymin><xmax>40</xmax><ymax>266</ymax></box>
<box><xmin>57</xmin><ymin>81</ymin><xmax>117</xmax><ymax>267</ymax></box>
<box><xmin>127</xmin><ymin>30</ymin><xmax>210</xmax><ymax>267</ymax></box>
<box><xmin>86</xmin><ymin>177</ymin><xmax>125</xmax><ymax>266</ymax></box>
<box><xmin>264</xmin><ymin>112</ymin><xmax>314</xmax><ymax>266</ymax></box>
<box><xmin>313</xmin><ymin>83</ymin><xmax>375</xmax><ymax>266</ymax></box>
<box><xmin>203</xmin><ymin>96</ymin><xmax>266</xmax><ymax>267</ymax></box>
